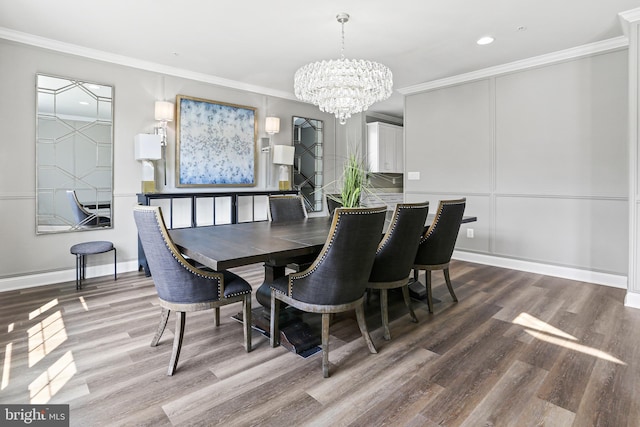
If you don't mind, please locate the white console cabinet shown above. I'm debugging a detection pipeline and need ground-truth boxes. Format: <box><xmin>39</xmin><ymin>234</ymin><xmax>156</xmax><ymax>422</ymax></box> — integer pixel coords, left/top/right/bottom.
<box><xmin>367</xmin><ymin>122</ymin><xmax>403</xmax><ymax>173</ymax></box>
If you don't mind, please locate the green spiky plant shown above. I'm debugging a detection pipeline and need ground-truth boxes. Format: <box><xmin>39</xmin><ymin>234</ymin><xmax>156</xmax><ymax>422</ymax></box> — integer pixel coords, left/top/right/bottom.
<box><xmin>340</xmin><ymin>153</ymin><xmax>367</xmax><ymax>207</ymax></box>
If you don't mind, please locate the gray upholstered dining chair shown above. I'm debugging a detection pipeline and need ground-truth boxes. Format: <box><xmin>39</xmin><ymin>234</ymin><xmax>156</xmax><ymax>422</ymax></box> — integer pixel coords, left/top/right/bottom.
<box><xmin>326</xmin><ymin>194</ymin><xmax>343</xmax><ymax>216</ymax></box>
<box><xmin>367</xmin><ymin>202</ymin><xmax>429</xmax><ymax>340</ymax></box>
<box><xmin>66</xmin><ymin>190</ymin><xmax>111</xmax><ymax>228</ymax></box>
<box><xmin>268</xmin><ymin>195</ymin><xmax>307</xmax><ymax>222</ymax></box>
<box><xmin>268</xmin><ymin>194</ymin><xmax>315</xmax><ymax>274</ymax></box>
<box><xmin>269</xmin><ymin>206</ymin><xmax>387</xmax><ymax>378</ymax></box>
<box><xmin>133</xmin><ymin>205</ymin><xmax>252</xmax><ymax>376</ymax></box>
<box><xmin>412</xmin><ymin>198</ymin><xmax>466</xmax><ymax>313</ymax></box>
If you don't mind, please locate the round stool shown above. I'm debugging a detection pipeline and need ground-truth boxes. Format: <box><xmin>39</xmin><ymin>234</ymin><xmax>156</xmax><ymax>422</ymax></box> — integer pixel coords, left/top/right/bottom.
<box><xmin>70</xmin><ymin>241</ymin><xmax>117</xmax><ymax>290</ymax></box>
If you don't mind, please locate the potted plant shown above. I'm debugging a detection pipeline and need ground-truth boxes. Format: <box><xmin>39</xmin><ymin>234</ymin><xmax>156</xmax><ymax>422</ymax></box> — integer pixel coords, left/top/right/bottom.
<box><xmin>340</xmin><ymin>153</ymin><xmax>367</xmax><ymax>207</ymax></box>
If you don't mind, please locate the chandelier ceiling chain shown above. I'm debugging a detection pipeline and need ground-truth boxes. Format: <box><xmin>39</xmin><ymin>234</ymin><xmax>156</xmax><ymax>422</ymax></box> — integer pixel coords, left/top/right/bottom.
<box><xmin>294</xmin><ymin>12</ymin><xmax>393</xmax><ymax>125</ymax></box>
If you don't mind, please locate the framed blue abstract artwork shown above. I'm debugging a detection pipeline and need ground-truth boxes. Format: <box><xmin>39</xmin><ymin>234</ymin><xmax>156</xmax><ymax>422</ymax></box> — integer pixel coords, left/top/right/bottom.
<box><xmin>176</xmin><ymin>95</ymin><xmax>257</xmax><ymax>186</ymax></box>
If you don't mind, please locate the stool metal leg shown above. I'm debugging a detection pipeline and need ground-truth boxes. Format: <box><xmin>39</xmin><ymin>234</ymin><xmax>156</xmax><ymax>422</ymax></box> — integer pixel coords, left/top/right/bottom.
<box><xmin>113</xmin><ymin>248</ymin><xmax>117</xmax><ymax>281</ymax></box>
<box><xmin>75</xmin><ymin>254</ymin><xmax>81</xmax><ymax>290</ymax></box>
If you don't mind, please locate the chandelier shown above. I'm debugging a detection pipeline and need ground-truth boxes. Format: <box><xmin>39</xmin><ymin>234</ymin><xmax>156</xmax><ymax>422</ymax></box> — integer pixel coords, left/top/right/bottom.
<box><xmin>294</xmin><ymin>13</ymin><xmax>393</xmax><ymax>125</ymax></box>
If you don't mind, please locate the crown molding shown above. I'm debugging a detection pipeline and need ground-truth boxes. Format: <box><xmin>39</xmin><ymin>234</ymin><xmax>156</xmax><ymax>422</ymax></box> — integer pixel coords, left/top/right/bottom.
<box><xmin>398</xmin><ymin>36</ymin><xmax>629</xmax><ymax>95</ymax></box>
<box><xmin>0</xmin><ymin>27</ymin><xmax>298</xmax><ymax>102</ymax></box>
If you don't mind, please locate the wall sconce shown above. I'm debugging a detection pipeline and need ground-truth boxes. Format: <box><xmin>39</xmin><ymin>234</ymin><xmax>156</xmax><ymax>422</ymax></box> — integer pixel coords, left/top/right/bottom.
<box><xmin>265</xmin><ymin>116</ymin><xmax>280</xmax><ymax>135</ymax></box>
<box><xmin>154</xmin><ymin>101</ymin><xmax>174</xmax><ymax>185</ymax></box>
<box><xmin>273</xmin><ymin>145</ymin><xmax>295</xmax><ymax>190</ymax></box>
<box><xmin>135</xmin><ymin>134</ymin><xmax>162</xmax><ymax>193</ymax></box>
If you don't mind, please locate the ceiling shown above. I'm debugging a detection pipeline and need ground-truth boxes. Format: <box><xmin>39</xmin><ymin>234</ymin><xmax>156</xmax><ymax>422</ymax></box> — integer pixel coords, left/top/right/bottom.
<box><xmin>1</xmin><ymin>0</ymin><xmax>639</xmax><ymax>118</ymax></box>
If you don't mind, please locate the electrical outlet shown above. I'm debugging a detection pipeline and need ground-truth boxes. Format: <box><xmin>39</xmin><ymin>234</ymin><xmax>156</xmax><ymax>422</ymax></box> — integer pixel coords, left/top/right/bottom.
<box><xmin>407</xmin><ymin>171</ymin><xmax>420</xmax><ymax>180</ymax></box>
<box><xmin>467</xmin><ymin>228</ymin><xmax>474</xmax><ymax>238</ymax></box>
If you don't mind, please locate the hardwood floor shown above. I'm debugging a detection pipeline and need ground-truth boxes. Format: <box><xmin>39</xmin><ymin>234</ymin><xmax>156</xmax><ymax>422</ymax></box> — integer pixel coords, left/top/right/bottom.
<box><xmin>1</xmin><ymin>260</ymin><xmax>639</xmax><ymax>426</ymax></box>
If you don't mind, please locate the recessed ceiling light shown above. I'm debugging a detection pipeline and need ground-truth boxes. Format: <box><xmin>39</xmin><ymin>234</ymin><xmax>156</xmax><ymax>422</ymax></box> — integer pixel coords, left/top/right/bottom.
<box><xmin>78</xmin><ymin>101</ymin><xmax>89</xmax><ymax>105</ymax></box>
<box><xmin>477</xmin><ymin>36</ymin><xmax>494</xmax><ymax>45</ymax></box>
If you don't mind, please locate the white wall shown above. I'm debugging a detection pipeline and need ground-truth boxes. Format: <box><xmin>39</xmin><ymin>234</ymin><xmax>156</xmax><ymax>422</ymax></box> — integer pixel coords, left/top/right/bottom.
<box><xmin>404</xmin><ymin>49</ymin><xmax>629</xmax><ymax>280</ymax></box>
<box><xmin>0</xmin><ymin>39</ymin><xmax>336</xmax><ymax>290</ymax></box>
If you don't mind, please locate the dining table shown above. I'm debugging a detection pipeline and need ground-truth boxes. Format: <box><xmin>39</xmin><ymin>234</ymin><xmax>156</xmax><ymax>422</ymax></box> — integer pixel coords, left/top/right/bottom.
<box><xmin>169</xmin><ymin>212</ymin><xmax>477</xmax><ymax>354</ymax></box>
<box><xmin>169</xmin><ymin>212</ymin><xmax>477</xmax><ymax>304</ymax></box>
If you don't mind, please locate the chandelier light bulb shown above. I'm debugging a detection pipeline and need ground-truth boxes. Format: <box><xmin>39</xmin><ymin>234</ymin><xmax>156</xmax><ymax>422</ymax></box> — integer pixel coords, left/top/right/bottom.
<box><xmin>294</xmin><ymin>13</ymin><xmax>393</xmax><ymax>125</ymax></box>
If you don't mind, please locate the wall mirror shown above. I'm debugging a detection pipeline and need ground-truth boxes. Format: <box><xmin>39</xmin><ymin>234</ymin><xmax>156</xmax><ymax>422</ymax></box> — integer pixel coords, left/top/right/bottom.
<box><xmin>292</xmin><ymin>116</ymin><xmax>323</xmax><ymax>212</ymax></box>
<box><xmin>36</xmin><ymin>74</ymin><xmax>114</xmax><ymax>234</ymax></box>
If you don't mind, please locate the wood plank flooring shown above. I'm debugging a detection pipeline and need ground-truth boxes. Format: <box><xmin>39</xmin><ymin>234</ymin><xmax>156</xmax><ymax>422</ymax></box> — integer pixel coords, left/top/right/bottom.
<box><xmin>1</xmin><ymin>260</ymin><xmax>639</xmax><ymax>426</ymax></box>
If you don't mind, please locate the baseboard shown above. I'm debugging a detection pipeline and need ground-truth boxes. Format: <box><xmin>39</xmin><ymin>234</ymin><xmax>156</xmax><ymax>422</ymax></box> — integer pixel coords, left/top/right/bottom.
<box><xmin>0</xmin><ymin>253</ymin><xmax>629</xmax><ymax>293</ymax></box>
<box><xmin>0</xmin><ymin>260</ymin><xmax>140</xmax><ymax>292</ymax></box>
<box><xmin>453</xmin><ymin>251</ymin><xmax>627</xmax><ymax>289</ymax></box>
<box><xmin>624</xmin><ymin>292</ymin><xmax>640</xmax><ymax>309</ymax></box>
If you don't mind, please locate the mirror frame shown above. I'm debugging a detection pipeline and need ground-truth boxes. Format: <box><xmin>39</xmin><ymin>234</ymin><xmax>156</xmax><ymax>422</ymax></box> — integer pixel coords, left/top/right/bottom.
<box><xmin>35</xmin><ymin>73</ymin><xmax>114</xmax><ymax>234</ymax></box>
<box><xmin>292</xmin><ymin>116</ymin><xmax>323</xmax><ymax>212</ymax></box>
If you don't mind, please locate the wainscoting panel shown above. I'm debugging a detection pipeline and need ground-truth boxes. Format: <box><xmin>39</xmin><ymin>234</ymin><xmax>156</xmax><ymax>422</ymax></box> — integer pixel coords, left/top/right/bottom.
<box><xmin>494</xmin><ymin>195</ymin><xmax>628</xmax><ymax>274</ymax></box>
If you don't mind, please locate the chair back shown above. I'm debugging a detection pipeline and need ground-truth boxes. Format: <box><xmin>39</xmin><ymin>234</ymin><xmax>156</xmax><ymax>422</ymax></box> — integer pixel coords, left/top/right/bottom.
<box><xmin>67</xmin><ymin>190</ymin><xmax>106</xmax><ymax>226</ymax></box>
<box><xmin>414</xmin><ymin>198</ymin><xmax>466</xmax><ymax>266</ymax></box>
<box><xmin>326</xmin><ymin>194</ymin><xmax>343</xmax><ymax>216</ymax></box>
<box><xmin>369</xmin><ymin>202</ymin><xmax>429</xmax><ymax>282</ymax></box>
<box><xmin>269</xmin><ymin>195</ymin><xmax>307</xmax><ymax>222</ymax></box>
<box><xmin>133</xmin><ymin>206</ymin><xmax>222</xmax><ymax>304</ymax></box>
<box><xmin>289</xmin><ymin>206</ymin><xmax>386</xmax><ymax>305</ymax></box>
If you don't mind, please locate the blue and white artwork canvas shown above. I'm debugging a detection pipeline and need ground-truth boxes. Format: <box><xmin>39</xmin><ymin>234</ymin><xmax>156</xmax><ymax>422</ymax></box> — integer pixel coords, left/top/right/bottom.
<box><xmin>177</xmin><ymin>96</ymin><xmax>256</xmax><ymax>186</ymax></box>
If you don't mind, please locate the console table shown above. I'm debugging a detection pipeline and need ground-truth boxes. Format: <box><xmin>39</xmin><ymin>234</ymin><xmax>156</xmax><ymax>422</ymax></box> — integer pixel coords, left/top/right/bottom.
<box><xmin>137</xmin><ymin>190</ymin><xmax>297</xmax><ymax>275</ymax></box>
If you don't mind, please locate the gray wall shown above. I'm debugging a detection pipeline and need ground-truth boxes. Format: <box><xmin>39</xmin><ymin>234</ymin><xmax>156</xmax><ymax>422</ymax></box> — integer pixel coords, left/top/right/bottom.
<box><xmin>0</xmin><ymin>39</ymin><xmax>336</xmax><ymax>287</ymax></box>
<box><xmin>404</xmin><ymin>49</ymin><xmax>628</xmax><ymax>275</ymax></box>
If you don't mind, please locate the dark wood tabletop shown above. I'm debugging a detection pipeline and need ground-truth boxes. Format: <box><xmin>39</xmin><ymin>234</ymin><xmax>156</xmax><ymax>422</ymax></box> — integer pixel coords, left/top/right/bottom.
<box><xmin>169</xmin><ymin>217</ymin><xmax>332</xmax><ymax>270</ymax></box>
<box><xmin>169</xmin><ymin>213</ymin><xmax>477</xmax><ymax>272</ymax></box>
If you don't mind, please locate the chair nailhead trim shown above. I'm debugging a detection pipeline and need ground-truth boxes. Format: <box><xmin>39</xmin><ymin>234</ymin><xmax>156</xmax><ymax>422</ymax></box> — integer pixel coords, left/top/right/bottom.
<box><xmin>148</xmin><ymin>209</ymin><xmax>224</xmax><ymax>300</ymax></box>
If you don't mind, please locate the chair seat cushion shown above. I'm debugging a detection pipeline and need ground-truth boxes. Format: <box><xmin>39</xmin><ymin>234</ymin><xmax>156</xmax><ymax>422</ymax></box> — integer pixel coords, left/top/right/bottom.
<box><xmin>222</xmin><ymin>270</ymin><xmax>252</xmax><ymax>298</ymax></box>
<box><xmin>70</xmin><ymin>241</ymin><xmax>114</xmax><ymax>255</ymax></box>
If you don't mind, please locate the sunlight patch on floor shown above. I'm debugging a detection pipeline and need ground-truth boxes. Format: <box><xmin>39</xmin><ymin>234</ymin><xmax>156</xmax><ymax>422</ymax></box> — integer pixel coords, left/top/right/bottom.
<box><xmin>29</xmin><ymin>299</ymin><xmax>58</xmax><ymax>320</ymax></box>
<box><xmin>27</xmin><ymin>311</ymin><xmax>68</xmax><ymax>368</ymax></box>
<box><xmin>513</xmin><ymin>312</ymin><xmax>625</xmax><ymax>365</ymax></box>
<box><xmin>1</xmin><ymin>342</ymin><xmax>12</xmax><ymax>390</ymax></box>
<box><xmin>512</xmin><ymin>312</ymin><xmax>577</xmax><ymax>340</ymax></box>
<box><xmin>29</xmin><ymin>350</ymin><xmax>77</xmax><ymax>404</ymax></box>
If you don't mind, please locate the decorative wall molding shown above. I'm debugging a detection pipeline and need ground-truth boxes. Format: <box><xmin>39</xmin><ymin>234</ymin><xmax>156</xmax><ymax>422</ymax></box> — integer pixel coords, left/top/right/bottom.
<box><xmin>0</xmin><ymin>26</ymin><xmax>297</xmax><ymax>102</ymax></box>
<box><xmin>453</xmin><ymin>250</ymin><xmax>627</xmax><ymax>289</ymax></box>
<box><xmin>398</xmin><ymin>36</ymin><xmax>629</xmax><ymax>95</ymax></box>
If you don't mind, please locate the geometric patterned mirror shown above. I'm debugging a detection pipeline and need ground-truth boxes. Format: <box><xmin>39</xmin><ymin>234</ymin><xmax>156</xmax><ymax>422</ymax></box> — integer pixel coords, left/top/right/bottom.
<box><xmin>36</xmin><ymin>74</ymin><xmax>114</xmax><ymax>234</ymax></box>
<box><xmin>292</xmin><ymin>116</ymin><xmax>323</xmax><ymax>212</ymax></box>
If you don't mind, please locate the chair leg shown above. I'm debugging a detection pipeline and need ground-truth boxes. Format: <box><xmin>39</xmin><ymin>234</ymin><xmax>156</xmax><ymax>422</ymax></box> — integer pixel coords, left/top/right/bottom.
<box><xmin>401</xmin><ymin>285</ymin><xmax>418</xmax><ymax>323</ymax></box>
<box><xmin>270</xmin><ymin>291</ymin><xmax>280</xmax><ymax>347</ymax></box>
<box><xmin>113</xmin><ymin>248</ymin><xmax>117</xmax><ymax>281</ymax></box>
<box><xmin>413</xmin><ymin>268</ymin><xmax>419</xmax><ymax>282</ymax></box>
<box><xmin>443</xmin><ymin>268</ymin><xmax>458</xmax><ymax>302</ymax></box>
<box><xmin>213</xmin><ymin>307</ymin><xmax>220</xmax><ymax>326</ymax></box>
<box><xmin>151</xmin><ymin>307</ymin><xmax>170</xmax><ymax>346</ymax></box>
<box><xmin>380</xmin><ymin>289</ymin><xmax>391</xmax><ymax>341</ymax></box>
<box><xmin>243</xmin><ymin>294</ymin><xmax>252</xmax><ymax>352</ymax></box>
<box><xmin>426</xmin><ymin>270</ymin><xmax>433</xmax><ymax>313</ymax></box>
<box><xmin>167</xmin><ymin>311</ymin><xmax>186</xmax><ymax>376</ymax></box>
<box><xmin>355</xmin><ymin>303</ymin><xmax>377</xmax><ymax>354</ymax></box>
<box><xmin>321</xmin><ymin>313</ymin><xmax>330</xmax><ymax>378</ymax></box>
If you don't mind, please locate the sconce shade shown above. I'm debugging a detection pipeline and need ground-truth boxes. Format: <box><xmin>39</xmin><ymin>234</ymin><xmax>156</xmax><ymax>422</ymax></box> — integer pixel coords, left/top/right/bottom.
<box><xmin>154</xmin><ymin>101</ymin><xmax>174</xmax><ymax>122</ymax></box>
<box><xmin>265</xmin><ymin>116</ymin><xmax>280</xmax><ymax>135</ymax></box>
<box><xmin>272</xmin><ymin>145</ymin><xmax>295</xmax><ymax>165</ymax></box>
<box><xmin>135</xmin><ymin>134</ymin><xmax>162</xmax><ymax>160</ymax></box>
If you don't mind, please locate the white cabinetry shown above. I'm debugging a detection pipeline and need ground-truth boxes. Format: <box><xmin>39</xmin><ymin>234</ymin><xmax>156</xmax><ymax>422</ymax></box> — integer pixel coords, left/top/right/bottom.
<box><xmin>367</xmin><ymin>122</ymin><xmax>403</xmax><ymax>173</ymax></box>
